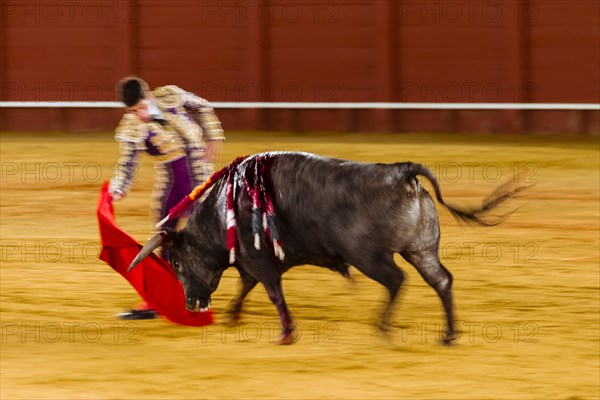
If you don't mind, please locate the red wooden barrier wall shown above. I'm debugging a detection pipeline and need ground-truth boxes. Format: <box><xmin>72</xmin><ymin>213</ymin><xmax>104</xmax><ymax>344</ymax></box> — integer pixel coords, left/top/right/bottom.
<box><xmin>1</xmin><ymin>0</ymin><xmax>598</xmax><ymax>134</ymax></box>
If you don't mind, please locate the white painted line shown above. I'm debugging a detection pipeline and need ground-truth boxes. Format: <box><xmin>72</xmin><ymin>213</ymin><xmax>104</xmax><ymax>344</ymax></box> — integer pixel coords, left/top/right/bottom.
<box><xmin>1</xmin><ymin>101</ymin><xmax>598</xmax><ymax>111</ymax></box>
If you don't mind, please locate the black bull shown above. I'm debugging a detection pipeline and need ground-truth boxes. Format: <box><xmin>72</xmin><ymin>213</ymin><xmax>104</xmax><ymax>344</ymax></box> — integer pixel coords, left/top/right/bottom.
<box><xmin>129</xmin><ymin>152</ymin><xmax>527</xmax><ymax>345</ymax></box>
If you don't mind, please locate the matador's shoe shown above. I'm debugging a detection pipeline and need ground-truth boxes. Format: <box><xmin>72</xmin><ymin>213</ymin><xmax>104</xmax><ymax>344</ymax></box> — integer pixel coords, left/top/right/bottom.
<box><xmin>116</xmin><ymin>309</ymin><xmax>158</xmax><ymax>320</ymax></box>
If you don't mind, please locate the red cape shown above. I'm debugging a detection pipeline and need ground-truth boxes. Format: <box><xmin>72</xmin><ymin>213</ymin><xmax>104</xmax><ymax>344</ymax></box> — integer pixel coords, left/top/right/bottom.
<box><xmin>97</xmin><ymin>182</ymin><xmax>214</xmax><ymax>327</ymax></box>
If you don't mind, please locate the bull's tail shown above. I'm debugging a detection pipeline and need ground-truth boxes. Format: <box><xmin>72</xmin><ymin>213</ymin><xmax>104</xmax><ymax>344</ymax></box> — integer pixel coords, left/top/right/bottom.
<box><xmin>404</xmin><ymin>162</ymin><xmax>531</xmax><ymax>226</ymax></box>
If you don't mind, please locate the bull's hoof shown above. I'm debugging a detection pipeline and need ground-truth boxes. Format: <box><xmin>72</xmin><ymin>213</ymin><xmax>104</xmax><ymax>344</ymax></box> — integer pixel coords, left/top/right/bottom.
<box><xmin>376</xmin><ymin>321</ymin><xmax>392</xmax><ymax>335</ymax></box>
<box><xmin>276</xmin><ymin>326</ymin><xmax>298</xmax><ymax>345</ymax></box>
<box><xmin>223</xmin><ymin>312</ymin><xmax>241</xmax><ymax>327</ymax></box>
<box><xmin>442</xmin><ymin>332</ymin><xmax>458</xmax><ymax>346</ymax></box>
<box><xmin>375</xmin><ymin>323</ymin><xmax>394</xmax><ymax>344</ymax></box>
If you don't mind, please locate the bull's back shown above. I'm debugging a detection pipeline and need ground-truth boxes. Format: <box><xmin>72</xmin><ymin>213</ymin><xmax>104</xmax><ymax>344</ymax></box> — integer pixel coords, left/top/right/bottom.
<box><xmin>268</xmin><ymin>153</ymin><xmax>430</xmax><ymax>259</ymax></box>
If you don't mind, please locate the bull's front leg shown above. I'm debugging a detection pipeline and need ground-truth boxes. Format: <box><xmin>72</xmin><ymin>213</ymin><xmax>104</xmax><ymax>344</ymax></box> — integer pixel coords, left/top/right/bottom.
<box><xmin>224</xmin><ymin>271</ymin><xmax>258</xmax><ymax>326</ymax></box>
<box><xmin>263</xmin><ymin>277</ymin><xmax>297</xmax><ymax>345</ymax></box>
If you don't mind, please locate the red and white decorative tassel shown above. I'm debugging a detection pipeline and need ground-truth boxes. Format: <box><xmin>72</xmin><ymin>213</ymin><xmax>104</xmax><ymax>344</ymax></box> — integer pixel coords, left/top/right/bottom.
<box><xmin>160</xmin><ymin>153</ymin><xmax>286</xmax><ymax>265</ymax></box>
<box><xmin>251</xmin><ymin>157</ymin><xmax>263</xmax><ymax>251</ymax></box>
<box><xmin>226</xmin><ymin>171</ymin><xmax>237</xmax><ymax>264</ymax></box>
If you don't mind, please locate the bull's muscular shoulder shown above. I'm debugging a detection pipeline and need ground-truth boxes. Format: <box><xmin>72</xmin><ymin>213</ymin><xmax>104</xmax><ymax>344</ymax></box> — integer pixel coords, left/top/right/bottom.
<box><xmin>152</xmin><ymin>85</ymin><xmax>185</xmax><ymax>108</ymax></box>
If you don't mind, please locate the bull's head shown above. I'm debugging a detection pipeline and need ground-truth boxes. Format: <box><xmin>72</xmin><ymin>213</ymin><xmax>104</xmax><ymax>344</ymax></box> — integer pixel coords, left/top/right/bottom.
<box><xmin>128</xmin><ymin>229</ymin><xmax>225</xmax><ymax>313</ymax></box>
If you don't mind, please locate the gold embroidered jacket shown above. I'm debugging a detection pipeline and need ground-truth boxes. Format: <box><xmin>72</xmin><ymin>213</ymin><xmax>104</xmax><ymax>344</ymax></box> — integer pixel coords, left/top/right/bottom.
<box><xmin>109</xmin><ymin>86</ymin><xmax>224</xmax><ymax>196</ymax></box>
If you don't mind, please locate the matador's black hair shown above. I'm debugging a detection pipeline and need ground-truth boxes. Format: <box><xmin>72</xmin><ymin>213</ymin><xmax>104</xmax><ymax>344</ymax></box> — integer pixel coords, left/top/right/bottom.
<box><xmin>118</xmin><ymin>77</ymin><xmax>149</xmax><ymax>107</ymax></box>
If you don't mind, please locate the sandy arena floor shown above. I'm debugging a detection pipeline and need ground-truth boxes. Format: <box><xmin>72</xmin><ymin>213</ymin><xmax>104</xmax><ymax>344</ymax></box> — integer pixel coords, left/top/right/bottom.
<box><xmin>1</xmin><ymin>130</ymin><xmax>598</xmax><ymax>399</ymax></box>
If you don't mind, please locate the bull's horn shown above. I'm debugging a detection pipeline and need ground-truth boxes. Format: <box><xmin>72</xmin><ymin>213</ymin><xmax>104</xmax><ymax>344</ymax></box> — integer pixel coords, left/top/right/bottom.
<box><xmin>127</xmin><ymin>232</ymin><xmax>165</xmax><ymax>272</ymax></box>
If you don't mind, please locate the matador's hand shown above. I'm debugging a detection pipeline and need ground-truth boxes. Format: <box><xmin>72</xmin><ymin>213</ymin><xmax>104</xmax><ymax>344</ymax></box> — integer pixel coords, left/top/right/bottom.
<box><xmin>111</xmin><ymin>192</ymin><xmax>123</xmax><ymax>202</ymax></box>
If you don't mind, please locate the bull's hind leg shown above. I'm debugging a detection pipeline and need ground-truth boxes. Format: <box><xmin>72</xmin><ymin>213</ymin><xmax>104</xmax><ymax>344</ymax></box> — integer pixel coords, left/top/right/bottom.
<box><xmin>350</xmin><ymin>253</ymin><xmax>405</xmax><ymax>335</ymax></box>
<box><xmin>401</xmin><ymin>250</ymin><xmax>457</xmax><ymax>345</ymax></box>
